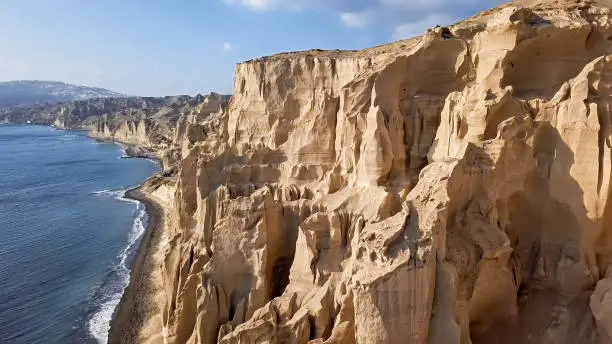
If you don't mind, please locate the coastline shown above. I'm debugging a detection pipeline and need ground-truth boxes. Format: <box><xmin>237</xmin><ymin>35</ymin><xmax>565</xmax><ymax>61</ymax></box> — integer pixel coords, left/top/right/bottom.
<box><xmin>5</xmin><ymin>123</ymin><xmax>173</xmax><ymax>343</ymax></box>
<box><xmin>92</xmin><ymin>131</ymin><xmax>168</xmax><ymax>344</ymax></box>
<box><xmin>14</xmin><ymin>119</ymin><xmax>171</xmax><ymax>343</ymax></box>
<box><xmin>107</xmin><ymin>186</ymin><xmax>165</xmax><ymax>344</ymax></box>
<box><xmin>88</xmin><ymin>133</ymin><xmax>161</xmax><ymax>162</ymax></box>
<box><xmin>0</xmin><ymin>124</ymin><xmax>166</xmax><ymax>343</ymax></box>
<box><xmin>82</xmin><ymin>130</ymin><xmax>168</xmax><ymax>343</ymax></box>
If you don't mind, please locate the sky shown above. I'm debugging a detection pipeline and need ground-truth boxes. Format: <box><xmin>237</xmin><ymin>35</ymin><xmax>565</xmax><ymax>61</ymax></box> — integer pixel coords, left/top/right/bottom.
<box><xmin>0</xmin><ymin>0</ymin><xmax>507</xmax><ymax>96</ymax></box>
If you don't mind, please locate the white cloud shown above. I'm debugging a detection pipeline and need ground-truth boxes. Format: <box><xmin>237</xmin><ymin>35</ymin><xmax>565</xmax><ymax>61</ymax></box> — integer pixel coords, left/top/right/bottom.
<box><xmin>393</xmin><ymin>14</ymin><xmax>458</xmax><ymax>40</ymax></box>
<box><xmin>241</xmin><ymin>0</ymin><xmax>276</xmax><ymax>10</ymax></box>
<box><xmin>222</xmin><ymin>0</ymin><xmax>278</xmax><ymax>10</ymax></box>
<box><xmin>340</xmin><ymin>11</ymin><xmax>371</xmax><ymax>28</ymax></box>
<box><xmin>379</xmin><ymin>0</ymin><xmax>445</xmax><ymax>10</ymax></box>
<box><xmin>221</xmin><ymin>0</ymin><xmax>507</xmax><ymax>40</ymax></box>
<box><xmin>222</xmin><ymin>0</ymin><xmax>369</xmax><ymax>11</ymax></box>
<box><xmin>223</xmin><ymin>41</ymin><xmax>234</xmax><ymax>52</ymax></box>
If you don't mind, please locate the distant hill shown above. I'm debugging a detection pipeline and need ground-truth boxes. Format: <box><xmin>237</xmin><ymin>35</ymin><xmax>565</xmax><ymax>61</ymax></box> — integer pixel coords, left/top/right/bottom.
<box><xmin>0</xmin><ymin>80</ymin><xmax>125</xmax><ymax>107</ymax></box>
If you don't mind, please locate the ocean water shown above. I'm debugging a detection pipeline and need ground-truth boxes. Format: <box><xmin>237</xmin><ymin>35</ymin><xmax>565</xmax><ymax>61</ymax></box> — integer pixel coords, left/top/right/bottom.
<box><xmin>0</xmin><ymin>125</ymin><xmax>159</xmax><ymax>343</ymax></box>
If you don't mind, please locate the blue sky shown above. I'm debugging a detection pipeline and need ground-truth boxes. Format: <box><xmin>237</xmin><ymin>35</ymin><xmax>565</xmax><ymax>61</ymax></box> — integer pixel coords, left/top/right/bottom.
<box><xmin>0</xmin><ymin>0</ymin><xmax>507</xmax><ymax>96</ymax></box>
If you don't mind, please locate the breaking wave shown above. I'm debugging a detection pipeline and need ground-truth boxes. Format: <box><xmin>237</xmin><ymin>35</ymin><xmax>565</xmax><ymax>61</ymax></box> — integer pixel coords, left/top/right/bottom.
<box><xmin>88</xmin><ymin>188</ymin><xmax>147</xmax><ymax>343</ymax></box>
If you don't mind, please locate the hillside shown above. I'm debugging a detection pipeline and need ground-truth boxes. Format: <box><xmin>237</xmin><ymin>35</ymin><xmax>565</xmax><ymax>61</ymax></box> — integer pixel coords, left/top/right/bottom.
<box><xmin>0</xmin><ymin>80</ymin><xmax>124</xmax><ymax>107</ymax></box>
<box><xmin>0</xmin><ymin>93</ymin><xmax>230</xmax><ymax>164</ymax></box>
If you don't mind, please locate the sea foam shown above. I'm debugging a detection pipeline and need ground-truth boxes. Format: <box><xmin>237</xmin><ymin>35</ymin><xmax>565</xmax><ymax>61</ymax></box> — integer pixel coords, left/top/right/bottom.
<box><xmin>88</xmin><ymin>189</ymin><xmax>147</xmax><ymax>343</ymax></box>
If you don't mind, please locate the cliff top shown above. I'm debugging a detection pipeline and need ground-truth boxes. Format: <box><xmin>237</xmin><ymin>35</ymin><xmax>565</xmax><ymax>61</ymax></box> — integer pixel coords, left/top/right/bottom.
<box><xmin>242</xmin><ymin>0</ymin><xmax>612</xmax><ymax>64</ymax></box>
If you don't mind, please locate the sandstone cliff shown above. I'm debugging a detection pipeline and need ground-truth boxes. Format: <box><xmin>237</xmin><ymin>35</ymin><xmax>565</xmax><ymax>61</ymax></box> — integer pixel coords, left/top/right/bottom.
<box><xmin>0</xmin><ymin>94</ymin><xmax>229</xmax><ymax>161</ymax></box>
<box><xmin>88</xmin><ymin>94</ymin><xmax>229</xmax><ymax>151</ymax></box>
<box><xmin>133</xmin><ymin>1</ymin><xmax>612</xmax><ymax>343</ymax></box>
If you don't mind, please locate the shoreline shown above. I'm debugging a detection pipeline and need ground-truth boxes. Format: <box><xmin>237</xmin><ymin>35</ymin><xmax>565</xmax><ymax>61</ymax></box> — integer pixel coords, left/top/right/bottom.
<box><xmin>107</xmin><ymin>186</ymin><xmax>165</xmax><ymax>344</ymax></box>
<box><xmin>71</xmin><ymin>127</ymin><xmax>167</xmax><ymax>343</ymax></box>
<box><xmin>97</xmin><ymin>130</ymin><xmax>167</xmax><ymax>344</ymax></box>
<box><xmin>15</xmin><ymin>124</ymin><xmax>167</xmax><ymax>342</ymax></box>
<box><xmin>88</xmin><ymin>134</ymin><xmax>162</xmax><ymax>163</ymax></box>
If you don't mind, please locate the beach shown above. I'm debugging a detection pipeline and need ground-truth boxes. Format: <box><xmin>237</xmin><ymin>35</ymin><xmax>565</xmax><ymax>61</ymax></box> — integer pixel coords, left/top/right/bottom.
<box><xmin>87</xmin><ymin>131</ymin><xmax>169</xmax><ymax>344</ymax></box>
<box><xmin>108</xmin><ymin>186</ymin><xmax>166</xmax><ymax>344</ymax></box>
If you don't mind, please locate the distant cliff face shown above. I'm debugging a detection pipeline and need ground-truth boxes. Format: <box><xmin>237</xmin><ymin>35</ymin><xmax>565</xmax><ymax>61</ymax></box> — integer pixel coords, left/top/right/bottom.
<box><xmin>0</xmin><ymin>94</ymin><xmax>230</xmax><ymax>162</ymax></box>
<box><xmin>0</xmin><ymin>80</ymin><xmax>124</xmax><ymax>107</ymax></box>
<box><xmin>130</xmin><ymin>1</ymin><xmax>612</xmax><ymax>344</ymax></box>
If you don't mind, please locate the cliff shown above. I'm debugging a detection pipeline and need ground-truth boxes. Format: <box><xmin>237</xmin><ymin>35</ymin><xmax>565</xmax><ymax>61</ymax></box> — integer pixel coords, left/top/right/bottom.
<box><xmin>0</xmin><ymin>94</ymin><xmax>230</xmax><ymax>161</ymax></box>
<box><xmin>129</xmin><ymin>1</ymin><xmax>612</xmax><ymax>344</ymax></box>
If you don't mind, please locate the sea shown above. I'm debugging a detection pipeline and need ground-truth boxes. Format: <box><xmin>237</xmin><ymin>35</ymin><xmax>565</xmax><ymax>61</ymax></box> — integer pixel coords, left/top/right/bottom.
<box><xmin>0</xmin><ymin>125</ymin><xmax>159</xmax><ymax>343</ymax></box>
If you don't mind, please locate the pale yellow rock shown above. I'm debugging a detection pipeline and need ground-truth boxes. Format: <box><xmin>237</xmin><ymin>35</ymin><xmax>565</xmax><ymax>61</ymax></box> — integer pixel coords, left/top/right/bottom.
<box><xmin>107</xmin><ymin>1</ymin><xmax>612</xmax><ymax>344</ymax></box>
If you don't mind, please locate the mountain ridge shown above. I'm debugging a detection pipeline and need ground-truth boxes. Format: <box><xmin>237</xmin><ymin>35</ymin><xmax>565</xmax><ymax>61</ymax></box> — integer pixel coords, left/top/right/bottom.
<box><xmin>0</xmin><ymin>80</ymin><xmax>125</xmax><ymax>107</ymax></box>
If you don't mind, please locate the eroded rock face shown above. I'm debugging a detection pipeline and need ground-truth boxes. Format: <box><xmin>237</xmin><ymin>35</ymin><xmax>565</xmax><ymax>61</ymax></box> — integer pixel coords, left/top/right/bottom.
<box><xmin>87</xmin><ymin>94</ymin><xmax>229</xmax><ymax>154</ymax></box>
<box><xmin>151</xmin><ymin>1</ymin><xmax>612</xmax><ymax>343</ymax></box>
<box><xmin>0</xmin><ymin>94</ymin><xmax>230</xmax><ymax>163</ymax></box>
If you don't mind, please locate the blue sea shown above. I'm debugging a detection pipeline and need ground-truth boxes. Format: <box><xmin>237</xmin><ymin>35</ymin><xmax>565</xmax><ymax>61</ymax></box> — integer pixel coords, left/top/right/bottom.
<box><xmin>0</xmin><ymin>125</ymin><xmax>159</xmax><ymax>343</ymax></box>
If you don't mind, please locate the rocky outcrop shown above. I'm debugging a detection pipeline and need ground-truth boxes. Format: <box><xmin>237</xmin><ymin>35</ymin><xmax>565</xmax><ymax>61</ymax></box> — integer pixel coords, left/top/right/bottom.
<box><xmin>0</xmin><ymin>94</ymin><xmax>229</xmax><ymax>161</ymax></box>
<box><xmin>64</xmin><ymin>1</ymin><xmax>612</xmax><ymax>343</ymax></box>
<box><xmin>88</xmin><ymin>94</ymin><xmax>228</xmax><ymax>149</ymax></box>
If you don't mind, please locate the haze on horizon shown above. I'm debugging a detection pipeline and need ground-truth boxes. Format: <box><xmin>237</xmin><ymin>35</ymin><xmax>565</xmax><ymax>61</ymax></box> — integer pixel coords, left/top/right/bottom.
<box><xmin>0</xmin><ymin>0</ymin><xmax>505</xmax><ymax>97</ymax></box>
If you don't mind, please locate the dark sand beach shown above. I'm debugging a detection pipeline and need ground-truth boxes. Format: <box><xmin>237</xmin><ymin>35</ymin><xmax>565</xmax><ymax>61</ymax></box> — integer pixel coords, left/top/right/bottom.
<box><xmin>108</xmin><ymin>187</ymin><xmax>165</xmax><ymax>344</ymax></box>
